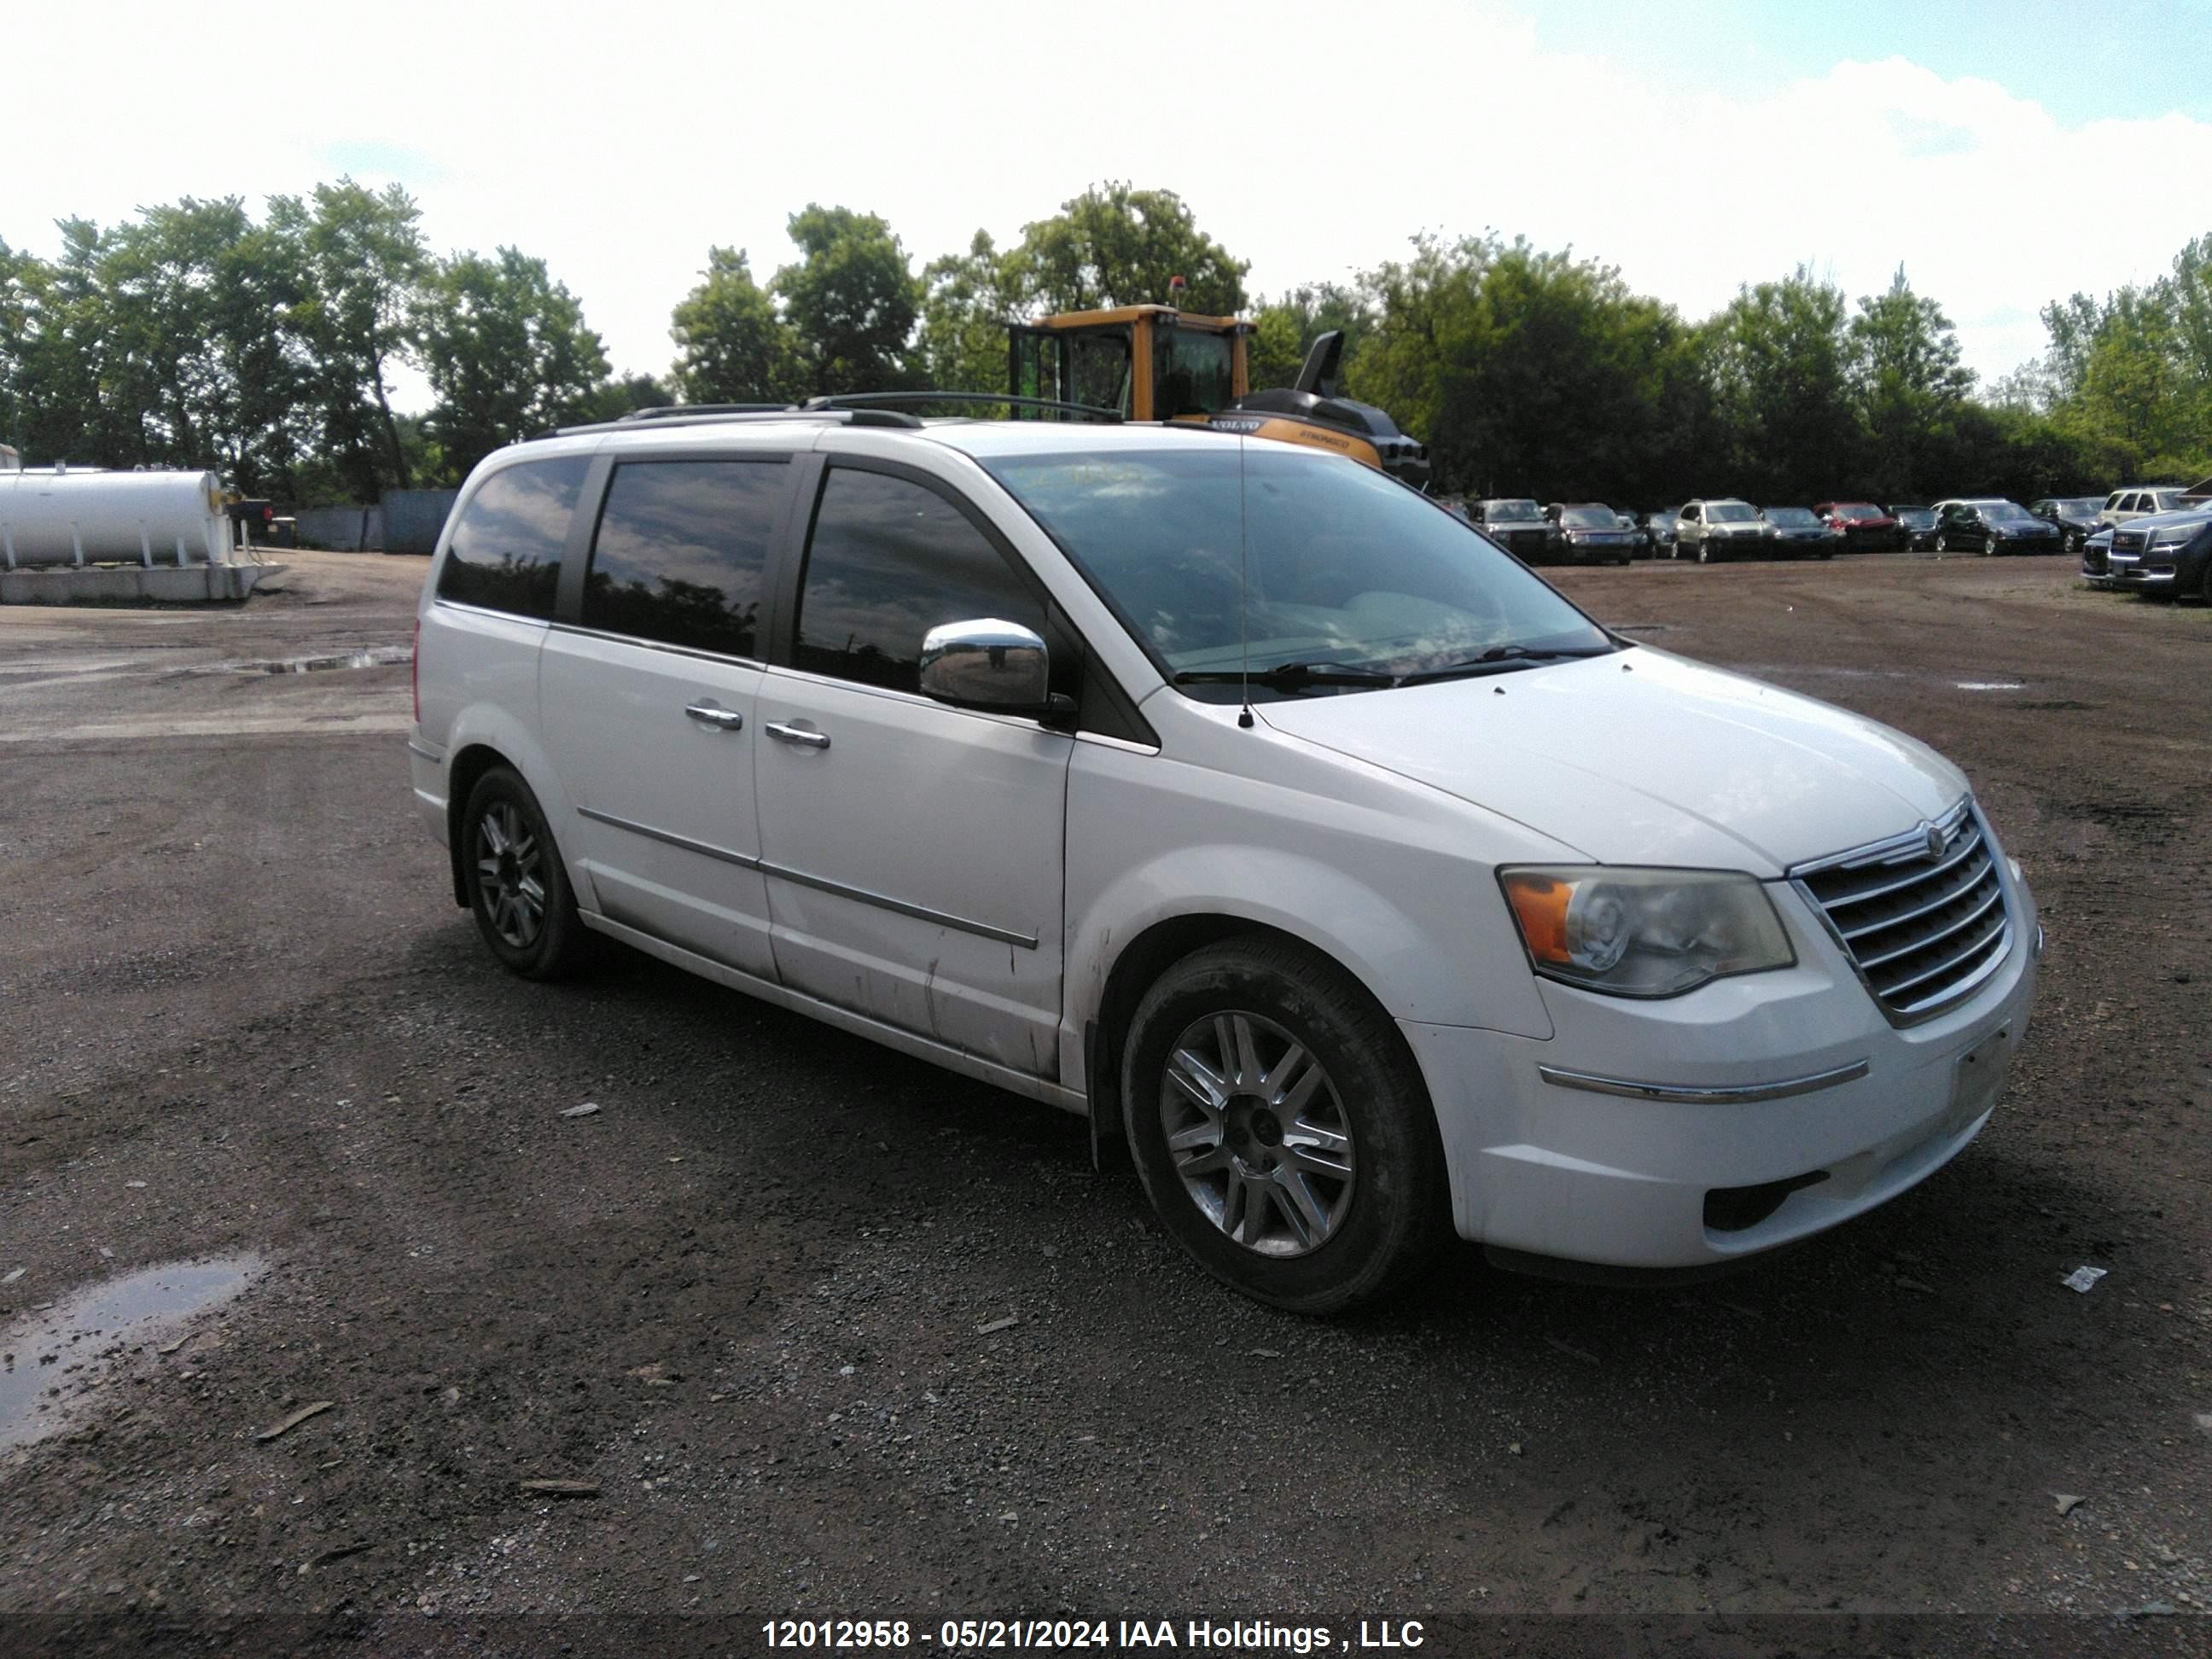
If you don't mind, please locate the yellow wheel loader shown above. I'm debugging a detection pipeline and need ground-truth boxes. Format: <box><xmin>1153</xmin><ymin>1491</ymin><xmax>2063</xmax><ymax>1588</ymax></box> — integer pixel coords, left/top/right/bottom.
<box><xmin>1006</xmin><ymin>303</ymin><xmax>1428</xmax><ymax>487</ymax></box>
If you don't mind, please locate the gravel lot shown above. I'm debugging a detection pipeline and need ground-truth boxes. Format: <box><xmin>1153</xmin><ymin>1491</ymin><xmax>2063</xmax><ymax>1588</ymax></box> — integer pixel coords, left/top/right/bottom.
<box><xmin>1</xmin><ymin>549</ymin><xmax>2207</xmax><ymax>1654</ymax></box>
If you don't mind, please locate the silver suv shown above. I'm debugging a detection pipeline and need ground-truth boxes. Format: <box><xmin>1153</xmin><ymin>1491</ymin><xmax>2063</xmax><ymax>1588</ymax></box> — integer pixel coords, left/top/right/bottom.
<box><xmin>1674</xmin><ymin>498</ymin><xmax>1770</xmax><ymax>562</ymax></box>
<box><xmin>2099</xmin><ymin>486</ymin><xmax>2190</xmax><ymax>529</ymax></box>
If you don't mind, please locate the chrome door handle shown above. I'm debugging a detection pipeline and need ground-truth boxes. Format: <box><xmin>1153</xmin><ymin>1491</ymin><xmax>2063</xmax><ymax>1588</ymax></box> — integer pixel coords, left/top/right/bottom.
<box><xmin>684</xmin><ymin>702</ymin><xmax>744</xmax><ymax>731</ymax></box>
<box><xmin>765</xmin><ymin>721</ymin><xmax>830</xmax><ymax>749</ymax></box>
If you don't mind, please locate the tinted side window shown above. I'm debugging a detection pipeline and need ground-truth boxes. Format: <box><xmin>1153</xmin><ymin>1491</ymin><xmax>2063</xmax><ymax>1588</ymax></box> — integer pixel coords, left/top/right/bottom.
<box><xmin>436</xmin><ymin>457</ymin><xmax>588</xmax><ymax>619</ymax></box>
<box><xmin>794</xmin><ymin>468</ymin><xmax>1045</xmax><ymax>693</ymax></box>
<box><xmin>582</xmin><ymin>460</ymin><xmax>783</xmax><ymax>657</ymax></box>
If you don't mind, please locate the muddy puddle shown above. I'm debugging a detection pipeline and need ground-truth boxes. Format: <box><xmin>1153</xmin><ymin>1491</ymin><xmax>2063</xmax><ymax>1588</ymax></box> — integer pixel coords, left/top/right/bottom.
<box><xmin>1</xmin><ymin>1254</ymin><xmax>263</xmax><ymax>1450</ymax></box>
<box><xmin>191</xmin><ymin>646</ymin><xmax>411</xmax><ymax>677</ymax></box>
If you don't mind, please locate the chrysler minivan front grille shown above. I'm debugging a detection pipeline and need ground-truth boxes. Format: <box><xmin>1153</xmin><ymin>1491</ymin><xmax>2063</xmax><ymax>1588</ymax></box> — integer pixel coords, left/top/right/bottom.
<box><xmin>1793</xmin><ymin>800</ymin><xmax>2012</xmax><ymax>1025</ymax></box>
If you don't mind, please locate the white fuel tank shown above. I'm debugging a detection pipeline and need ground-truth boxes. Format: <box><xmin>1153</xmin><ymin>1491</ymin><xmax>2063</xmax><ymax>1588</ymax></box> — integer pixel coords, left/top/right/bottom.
<box><xmin>0</xmin><ymin>469</ymin><xmax>232</xmax><ymax>568</ymax></box>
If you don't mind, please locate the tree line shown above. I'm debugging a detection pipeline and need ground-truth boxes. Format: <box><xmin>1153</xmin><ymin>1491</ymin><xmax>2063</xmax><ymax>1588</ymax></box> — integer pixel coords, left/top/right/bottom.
<box><xmin>3</xmin><ymin>178</ymin><xmax>2205</xmax><ymax>505</ymax></box>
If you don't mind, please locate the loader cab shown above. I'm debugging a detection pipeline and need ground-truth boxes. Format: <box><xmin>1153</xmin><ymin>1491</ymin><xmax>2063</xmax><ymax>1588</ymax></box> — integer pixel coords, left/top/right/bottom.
<box><xmin>1008</xmin><ymin>305</ymin><xmax>1249</xmax><ymax>422</ymax></box>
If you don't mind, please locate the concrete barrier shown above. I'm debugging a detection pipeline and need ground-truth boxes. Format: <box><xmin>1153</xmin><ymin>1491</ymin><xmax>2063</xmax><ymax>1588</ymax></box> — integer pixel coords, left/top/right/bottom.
<box><xmin>381</xmin><ymin>489</ymin><xmax>458</xmax><ymax>556</ymax></box>
<box><xmin>2</xmin><ymin>562</ymin><xmax>279</xmax><ymax>605</ymax></box>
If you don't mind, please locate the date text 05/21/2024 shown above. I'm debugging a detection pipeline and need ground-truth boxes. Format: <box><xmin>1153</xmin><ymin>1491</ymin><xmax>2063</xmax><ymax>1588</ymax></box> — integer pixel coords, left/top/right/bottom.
<box><xmin>760</xmin><ymin>1620</ymin><xmax>1428</xmax><ymax>1651</ymax></box>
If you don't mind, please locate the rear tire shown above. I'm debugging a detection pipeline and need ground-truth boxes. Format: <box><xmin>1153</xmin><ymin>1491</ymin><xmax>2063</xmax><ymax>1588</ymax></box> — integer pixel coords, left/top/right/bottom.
<box><xmin>462</xmin><ymin>766</ymin><xmax>587</xmax><ymax>981</ymax></box>
<box><xmin>1122</xmin><ymin>935</ymin><xmax>1450</xmax><ymax>1314</ymax></box>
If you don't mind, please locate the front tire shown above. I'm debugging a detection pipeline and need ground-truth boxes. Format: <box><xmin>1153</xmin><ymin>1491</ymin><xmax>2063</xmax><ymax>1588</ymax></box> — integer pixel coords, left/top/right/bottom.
<box><xmin>1935</xmin><ymin>533</ymin><xmax>1949</xmax><ymax>554</ymax></box>
<box><xmin>1697</xmin><ymin>539</ymin><xmax>1717</xmax><ymax>564</ymax></box>
<box><xmin>462</xmin><ymin>766</ymin><xmax>587</xmax><ymax>980</ymax></box>
<box><xmin>1122</xmin><ymin>935</ymin><xmax>1450</xmax><ymax>1313</ymax></box>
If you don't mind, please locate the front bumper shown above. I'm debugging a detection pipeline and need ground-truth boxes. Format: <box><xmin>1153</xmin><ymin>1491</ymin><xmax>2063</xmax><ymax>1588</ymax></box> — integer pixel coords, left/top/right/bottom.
<box><xmin>1562</xmin><ymin>537</ymin><xmax>1635</xmax><ymax>562</ymax></box>
<box><xmin>1402</xmin><ymin>859</ymin><xmax>2039</xmax><ymax>1269</ymax></box>
<box><xmin>2108</xmin><ymin>552</ymin><xmax>2177</xmax><ymax>588</ymax></box>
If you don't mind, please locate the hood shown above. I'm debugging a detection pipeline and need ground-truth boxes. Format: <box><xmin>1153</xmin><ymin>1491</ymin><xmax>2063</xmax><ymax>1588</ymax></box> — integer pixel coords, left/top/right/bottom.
<box><xmin>2129</xmin><ymin>507</ymin><xmax>2212</xmax><ymax>535</ymax></box>
<box><xmin>1258</xmin><ymin>647</ymin><xmax>1965</xmax><ymax>874</ymax></box>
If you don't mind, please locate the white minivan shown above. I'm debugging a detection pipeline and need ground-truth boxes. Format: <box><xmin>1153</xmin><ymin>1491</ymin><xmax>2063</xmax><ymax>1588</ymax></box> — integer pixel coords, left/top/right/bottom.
<box><xmin>410</xmin><ymin>409</ymin><xmax>2040</xmax><ymax>1311</ymax></box>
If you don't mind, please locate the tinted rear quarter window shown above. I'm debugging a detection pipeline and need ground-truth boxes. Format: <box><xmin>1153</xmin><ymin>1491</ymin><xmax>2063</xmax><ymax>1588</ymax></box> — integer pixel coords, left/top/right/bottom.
<box><xmin>582</xmin><ymin>459</ymin><xmax>784</xmax><ymax>657</ymax></box>
<box><xmin>436</xmin><ymin>457</ymin><xmax>590</xmax><ymax>619</ymax></box>
<box><xmin>794</xmin><ymin>468</ymin><xmax>1046</xmax><ymax>694</ymax></box>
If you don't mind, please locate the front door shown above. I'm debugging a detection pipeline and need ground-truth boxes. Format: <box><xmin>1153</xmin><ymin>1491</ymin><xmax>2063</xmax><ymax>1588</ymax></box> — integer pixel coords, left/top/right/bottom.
<box><xmin>541</xmin><ymin>455</ymin><xmax>793</xmax><ymax>979</ymax></box>
<box><xmin>754</xmin><ymin>460</ymin><xmax>1072</xmax><ymax>1078</ymax></box>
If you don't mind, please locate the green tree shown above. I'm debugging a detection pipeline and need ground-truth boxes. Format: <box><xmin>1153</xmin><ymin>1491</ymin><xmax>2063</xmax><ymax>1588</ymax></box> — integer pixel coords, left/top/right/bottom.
<box><xmin>585</xmin><ymin>371</ymin><xmax>677</xmax><ymax>422</ymax></box>
<box><xmin>772</xmin><ymin>205</ymin><xmax>920</xmax><ymax>397</ymax></box>
<box><xmin>1345</xmin><ymin>233</ymin><xmax>1493</xmax><ymax>479</ymax></box>
<box><xmin>1705</xmin><ymin>266</ymin><xmax>1861</xmax><ymax>501</ymax></box>
<box><xmin>269</xmin><ymin>178</ymin><xmax>428</xmax><ymax>496</ymax></box>
<box><xmin>913</xmin><ymin>230</ymin><xmax>1015</xmax><ymax>393</ymax></box>
<box><xmin>6</xmin><ymin>220</ymin><xmax>142</xmax><ymax>468</ymax></box>
<box><xmin>0</xmin><ymin>236</ymin><xmax>39</xmax><ymax>452</ymax></box>
<box><xmin>1248</xmin><ymin>282</ymin><xmax>1374</xmax><ymax>391</ymax></box>
<box><xmin>669</xmin><ymin>247</ymin><xmax>800</xmax><ymax>405</ymax></box>
<box><xmin>96</xmin><ymin>196</ymin><xmax>317</xmax><ymax>492</ymax></box>
<box><xmin>1846</xmin><ymin>267</ymin><xmax>1975</xmax><ymax>501</ymax></box>
<box><xmin>416</xmin><ymin>247</ymin><xmax>611</xmax><ymax>480</ymax></box>
<box><xmin>1002</xmin><ymin>183</ymin><xmax>1247</xmax><ymax>317</ymax></box>
<box><xmin>1348</xmin><ymin>234</ymin><xmax>1700</xmax><ymax>502</ymax></box>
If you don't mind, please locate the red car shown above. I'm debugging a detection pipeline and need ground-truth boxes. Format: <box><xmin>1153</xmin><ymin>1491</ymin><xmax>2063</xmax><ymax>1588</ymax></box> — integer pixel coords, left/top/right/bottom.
<box><xmin>1815</xmin><ymin>501</ymin><xmax>1902</xmax><ymax>551</ymax></box>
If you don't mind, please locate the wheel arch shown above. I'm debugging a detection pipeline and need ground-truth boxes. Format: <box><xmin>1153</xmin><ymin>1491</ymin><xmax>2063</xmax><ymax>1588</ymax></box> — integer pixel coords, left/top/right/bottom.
<box><xmin>1083</xmin><ymin>912</ymin><xmax>1419</xmax><ymax>1174</ymax></box>
<box><xmin>444</xmin><ymin>742</ymin><xmax>514</xmax><ymax>906</ymax></box>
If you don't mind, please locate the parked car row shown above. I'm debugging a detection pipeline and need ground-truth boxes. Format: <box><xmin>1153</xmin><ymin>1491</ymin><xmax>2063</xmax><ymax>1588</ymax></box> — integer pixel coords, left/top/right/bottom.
<box><xmin>1450</xmin><ymin>487</ymin><xmax>2205</xmax><ymax>566</ymax></box>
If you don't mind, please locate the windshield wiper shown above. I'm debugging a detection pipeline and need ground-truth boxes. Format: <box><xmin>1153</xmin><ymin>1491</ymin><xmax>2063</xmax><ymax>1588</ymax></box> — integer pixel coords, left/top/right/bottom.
<box><xmin>1400</xmin><ymin>643</ymin><xmax>1616</xmax><ymax>684</ymax></box>
<box><xmin>1173</xmin><ymin>660</ymin><xmax>1400</xmax><ymax>690</ymax></box>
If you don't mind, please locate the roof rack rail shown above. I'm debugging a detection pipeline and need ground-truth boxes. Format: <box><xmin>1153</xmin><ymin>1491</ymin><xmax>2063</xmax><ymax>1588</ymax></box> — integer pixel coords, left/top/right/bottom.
<box><xmin>532</xmin><ymin>405</ymin><xmax>923</xmax><ymax>441</ymax></box>
<box><xmin>617</xmin><ymin>402</ymin><xmax>789</xmax><ymax>422</ymax></box>
<box><xmin>803</xmin><ymin>391</ymin><xmax>1122</xmax><ymax>423</ymax></box>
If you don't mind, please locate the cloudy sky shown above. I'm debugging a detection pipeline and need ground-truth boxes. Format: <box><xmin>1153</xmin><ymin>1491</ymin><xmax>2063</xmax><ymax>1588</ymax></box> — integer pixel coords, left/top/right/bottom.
<box><xmin>9</xmin><ymin>1</ymin><xmax>2209</xmax><ymax>410</ymax></box>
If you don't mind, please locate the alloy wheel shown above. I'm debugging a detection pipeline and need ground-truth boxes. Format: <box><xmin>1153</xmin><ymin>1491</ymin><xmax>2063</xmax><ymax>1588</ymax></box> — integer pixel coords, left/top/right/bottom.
<box><xmin>474</xmin><ymin>800</ymin><xmax>546</xmax><ymax>949</ymax></box>
<box><xmin>1157</xmin><ymin>1010</ymin><xmax>1356</xmax><ymax>1258</ymax></box>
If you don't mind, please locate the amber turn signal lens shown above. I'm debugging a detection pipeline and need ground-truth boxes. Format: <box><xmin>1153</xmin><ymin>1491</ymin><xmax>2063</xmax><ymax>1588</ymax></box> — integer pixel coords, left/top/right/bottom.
<box><xmin>1501</xmin><ymin>871</ymin><xmax>1573</xmax><ymax>964</ymax></box>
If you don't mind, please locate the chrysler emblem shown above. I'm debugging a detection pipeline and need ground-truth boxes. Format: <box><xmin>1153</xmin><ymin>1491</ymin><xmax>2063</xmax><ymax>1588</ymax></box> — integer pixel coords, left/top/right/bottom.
<box><xmin>1921</xmin><ymin>821</ymin><xmax>1947</xmax><ymax>860</ymax></box>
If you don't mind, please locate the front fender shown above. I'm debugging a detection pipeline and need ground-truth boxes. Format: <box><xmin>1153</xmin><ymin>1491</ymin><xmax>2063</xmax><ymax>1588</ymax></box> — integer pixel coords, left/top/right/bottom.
<box><xmin>1062</xmin><ymin>739</ymin><xmax>1560</xmax><ymax>1094</ymax></box>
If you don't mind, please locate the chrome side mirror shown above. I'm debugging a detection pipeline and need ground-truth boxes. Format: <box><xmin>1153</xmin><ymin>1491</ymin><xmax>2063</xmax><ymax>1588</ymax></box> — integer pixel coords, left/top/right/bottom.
<box><xmin>918</xmin><ymin>618</ymin><xmax>1054</xmax><ymax>713</ymax></box>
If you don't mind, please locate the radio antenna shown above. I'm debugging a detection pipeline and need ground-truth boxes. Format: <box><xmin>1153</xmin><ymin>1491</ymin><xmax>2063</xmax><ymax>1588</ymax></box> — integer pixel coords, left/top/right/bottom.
<box><xmin>1237</xmin><ymin>435</ymin><xmax>1254</xmax><ymax>729</ymax></box>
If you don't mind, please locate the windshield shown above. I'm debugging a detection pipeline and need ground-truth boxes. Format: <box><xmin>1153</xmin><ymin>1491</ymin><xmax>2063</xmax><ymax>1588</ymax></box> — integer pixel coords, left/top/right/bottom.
<box><xmin>1895</xmin><ymin>508</ymin><xmax>1934</xmax><ymax>527</ymax></box>
<box><xmin>1489</xmin><ymin>500</ymin><xmax>1543</xmax><ymax>521</ymax></box>
<box><xmin>981</xmin><ymin>446</ymin><xmax>1613</xmax><ymax>697</ymax></box>
<box><xmin>1153</xmin><ymin>327</ymin><xmax>1236</xmax><ymax>420</ymax></box>
<box><xmin>1708</xmin><ymin>502</ymin><xmax>1756</xmax><ymax>522</ymax></box>
<box><xmin>1764</xmin><ymin>507</ymin><xmax>1819</xmax><ymax>527</ymax></box>
<box><xmin>1982</xmin><ymin>501</ymin><xmax>2034</xmax><ymax>522</ymax></box>
<box><xmin>1561</xmin><ymin>506</ymin><xmax>1615</xmax><ymax>528</ymax></box>
<box><xmin>1831</xmin><ymin>503</ymin><xmax>1881</xmax><ymax>518</ymax></box>
<box><xmin>2061</xmin><ymin>498</ymin><xmax>2104</xmax><ymax>513</ymax></box>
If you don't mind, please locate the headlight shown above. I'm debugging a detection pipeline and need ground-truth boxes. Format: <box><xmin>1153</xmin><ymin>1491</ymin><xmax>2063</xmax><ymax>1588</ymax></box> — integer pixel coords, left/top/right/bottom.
<box><xmin>1499</xmin><ymin>868</ymin><xmax>1795</xmax><ymax>997</ymax></box>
